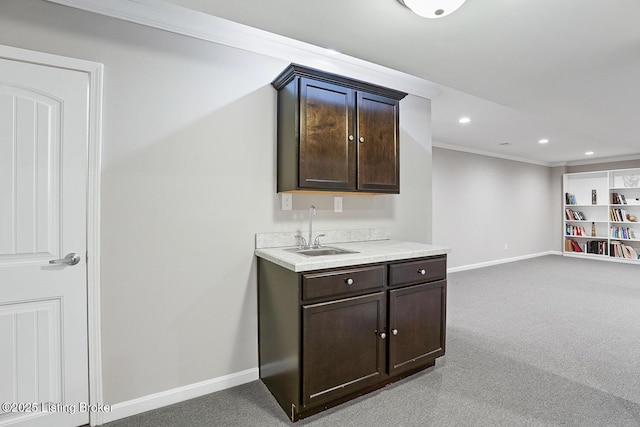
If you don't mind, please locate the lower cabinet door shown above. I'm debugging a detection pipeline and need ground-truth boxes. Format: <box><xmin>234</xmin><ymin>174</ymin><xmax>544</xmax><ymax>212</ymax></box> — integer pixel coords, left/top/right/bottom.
<box><xmin>302</xmin><ymin>292</ymin><xmax>386</xmax><ymax>408</ymax></box>
<box><xmin>388</xmin><ymin>280</ymin><xmax>446</xmax><ymax>376</ymax></box>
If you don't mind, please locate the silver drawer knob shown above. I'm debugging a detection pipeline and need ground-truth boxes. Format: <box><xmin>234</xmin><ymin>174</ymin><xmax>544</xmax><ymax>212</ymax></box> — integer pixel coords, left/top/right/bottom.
<box><xmin>392</xmin><ymin>329</ymin><xmax>398</xmax><ymax>336</ymax></box>
<box><xmin>345</xmin><ymin>278</ymin><xmax>354</xmax><ymax>285</ymax></box>
<box><xmin>418</xmin><ymin>269</ymin><xmax>426</xmax><ymax>275</ymax></box>
<box><xmin>379</xmin><ymin>332</ymin><xmax>386</xmax><ymax>339</ymax></box>
<box><xmin>348</xmin><ymin>135</ymin><xmax>354</xmax><ymax>141</ymax></box>
<box><xmin>359</xmin><ymin>136</ymin><xmax>365</xmax><ymax>143</ymax></box>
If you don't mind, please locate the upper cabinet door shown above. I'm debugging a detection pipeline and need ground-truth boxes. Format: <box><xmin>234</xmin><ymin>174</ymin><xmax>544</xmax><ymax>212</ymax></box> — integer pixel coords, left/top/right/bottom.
<box><xmin>272</xmin><ymin>64</ymin><xmax>406</xmax><ymax>194</ymax></box>
<box><xmin>299</xmin><ymin>78</ymin><xmax>356</xmax><ymax>190</ymax></box>
<box><xmin>356</xmin><ymin>92</ymin><xmax>400</xmax><ymax>193</ymax></box>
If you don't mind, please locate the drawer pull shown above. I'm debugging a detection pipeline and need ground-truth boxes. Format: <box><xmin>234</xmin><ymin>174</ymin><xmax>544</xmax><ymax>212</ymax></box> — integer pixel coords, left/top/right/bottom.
<box><xmin>379</xmin><ymin>332</ymin><xmax>387</xmax><ymax>339</ymax></box>
<box><xmin>345</xmin><ymin>278</ymin><xmax>354</xmax><ymax>285</ymax></box>
<box><xmin>417</xmin><ymin>269</ymin><xmax>426</xmax><ymax>275</ymax></box>
<box><xmin>392</xmin><ymin>329</ymin><xmax>398</xmax><ymax>336</ymax></box>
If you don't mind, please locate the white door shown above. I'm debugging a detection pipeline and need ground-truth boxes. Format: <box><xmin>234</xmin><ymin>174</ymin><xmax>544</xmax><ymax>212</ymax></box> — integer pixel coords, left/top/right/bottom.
<box><xmin>0</xmin><ymin>57</ymin><xmax>89</xmax><ymax>426</ymax></box>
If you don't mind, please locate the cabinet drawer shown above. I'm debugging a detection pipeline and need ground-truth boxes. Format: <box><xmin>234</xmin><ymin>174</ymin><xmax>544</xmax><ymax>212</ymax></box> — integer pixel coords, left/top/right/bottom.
<box><xmin>389</xmin><ymin>257</ymin><xmax>446</xmax><ymax>287</ymax></box>
<box><xmin>303</xmin><ymin>265</ymin><xmax>385</xmax><ymax>301</ymax></box>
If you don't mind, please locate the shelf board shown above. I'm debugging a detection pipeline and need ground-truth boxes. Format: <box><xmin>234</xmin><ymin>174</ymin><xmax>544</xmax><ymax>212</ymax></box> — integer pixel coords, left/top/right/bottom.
<box><xmin>564</xmin><ymin>220</ymin><xmax>607</xmax><ymax>223</ymax></box>
<box><xmin>564</xmin><ymin>204</ymin><xmax>607</xmax><ymax>207</ymax></box>
<box><xmin>565</xmin><ymin>235</ymin><xmax>606</xmax><ymax>239</ymax></box>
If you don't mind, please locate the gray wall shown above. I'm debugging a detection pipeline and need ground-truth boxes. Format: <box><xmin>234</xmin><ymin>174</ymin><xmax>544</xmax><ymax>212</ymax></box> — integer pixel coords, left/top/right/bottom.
<box><xmin>432</xmin><ymin>148</ymin><xmax>555</xmax><ymax>268</ymax></box>
<box><xmin>0</xmin><ymin>0</ymin><xmax>433</xmax><ymax>404</ymax></box>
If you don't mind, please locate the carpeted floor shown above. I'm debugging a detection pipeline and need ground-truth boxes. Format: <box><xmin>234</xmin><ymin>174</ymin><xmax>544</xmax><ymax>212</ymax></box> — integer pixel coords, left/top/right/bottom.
<box><xmin>106</xmin><ymin>255</ymin><xmax>640</xmax><ymax>426</ymax></box>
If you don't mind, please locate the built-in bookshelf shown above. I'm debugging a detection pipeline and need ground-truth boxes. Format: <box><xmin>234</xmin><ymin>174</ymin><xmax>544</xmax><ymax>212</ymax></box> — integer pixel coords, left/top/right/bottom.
<box><xmin>564</xmin><ymin>168</ymin><xmax>640</xmax><ymax>262</ymax></box>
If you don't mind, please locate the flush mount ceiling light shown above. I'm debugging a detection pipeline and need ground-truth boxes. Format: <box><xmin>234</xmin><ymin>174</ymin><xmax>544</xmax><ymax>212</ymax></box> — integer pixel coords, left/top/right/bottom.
<box><xmin>539</xmin><ymin>139</ymin><xmax>549</xmax><ymax>144</ymax></box>
<box><xmin>398</xmin><ymin>0</ymin><xmax>467</xmax><ymax>18</ymax></box>
<box><xmin>458</xmin><ymin>117</ymin><xmax>471</xmax><ymax>124</ymax></box>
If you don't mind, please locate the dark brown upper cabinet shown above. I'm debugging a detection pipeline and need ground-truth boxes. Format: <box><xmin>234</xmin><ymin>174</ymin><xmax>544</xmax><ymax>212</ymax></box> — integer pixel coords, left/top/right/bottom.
<box><xmin>272</xmin><ymin>64</ymin><xmax>407</xmax><ymax>194</ymax></box>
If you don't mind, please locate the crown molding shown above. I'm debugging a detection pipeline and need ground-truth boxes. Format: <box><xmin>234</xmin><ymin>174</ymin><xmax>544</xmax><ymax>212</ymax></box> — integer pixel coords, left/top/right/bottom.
<box><xmin>561</xmin><ymin>153</ymin><xmax>640</xmax><ymax>167</ymax></box>
<box><xmin>44</xmin><ymin>0</ymin><xmax>441</xmax><ymax>99</ymax></box>
<box><xmin>432</xmin><ymin>141</ymin><xmax>552</xmax><ymax>167</ymax></box>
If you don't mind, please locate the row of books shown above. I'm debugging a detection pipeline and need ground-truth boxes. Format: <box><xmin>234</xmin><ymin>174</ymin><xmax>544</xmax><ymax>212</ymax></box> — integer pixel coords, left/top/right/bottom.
<box><xmin>565</xmin><ymin>192</ymin><xmax>577</xmax><ymax>205</ymax></box>
<box><xmin>565</xmin><ymin>225</ymin><xmax>587</xmax><ymax>236</ymax></box>
<box><xmin>610</xmin><ymin>226</ymin><xmax>637</xmax><ymax>240</ymax></box>
<box><xmin>610</xmin><ymin>241</ymin><xmax>640</xmax><ymax>259</ymax></box>
<box><xmin>565</xmin><ymin>239</ymin><xmax>607</xmax><ymax>255</ymax></box>
<box><xmin>612</xmin><ymin>193</ymin><xmax>640</xmax><ymax>205</ymax></box>
<box><xmin>611</xmin><ymin>192</ymin><xmax>628</xmax><ymax>204</ymax></box>
<box><xmin>565</xmin><ymin>208</ymin><xmax>586</xmax><ymax>221</ymax></box>
<box><xmin>610</xmin><ymin>208</ymin><xmax>630</xmax><ymax>222</ymax></box>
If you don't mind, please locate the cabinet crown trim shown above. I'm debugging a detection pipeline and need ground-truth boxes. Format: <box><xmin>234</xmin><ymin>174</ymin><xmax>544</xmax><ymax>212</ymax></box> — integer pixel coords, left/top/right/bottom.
<box><xmin>272</xmin><ymin>64</ymin><xmax>408</xmax><ymax>101</ymax></box>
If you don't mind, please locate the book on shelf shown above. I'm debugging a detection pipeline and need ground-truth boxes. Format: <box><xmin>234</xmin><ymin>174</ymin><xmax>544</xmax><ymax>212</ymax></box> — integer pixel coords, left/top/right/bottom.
<box><xmin>622</xmin><ymin>245</ymin><xmax>637</xmax><ymax>259</ymax></box>
<box><xmin>566</xmin><ymin>225</ymin><xmax>586</xmax><ymax>236</ymax></box>
<box><xmin>565</xmin><ymin>192</ymin><xmax>576</xmax><ymax>205</ymax></box>
<box><xmin>565</xmin><ymin>239</ymin><xmax>573</xmax><ymax>252</ymax></box>
<box><xmin>620</xmin><ymin>194</ymin><xmax>627</xmax><ymax>204</ymax></box>
<box><xmin>610</xmin><ymin>241</ymin><xmax>639</xmax><ymax>259</ymax></box>
<box><xmin>570</xmin><ymin>240</ymin><xmax>582</xmax><ymax>252</ymax></box>
<box><xmin>610</xmin><ymin>208</ymin><xmax>629</xmax><ymax>222</ymax></box>
<box><xmin>565</xmin><ymin>208</ymin><xmax>586</xmax><ymax>221</ymax></box>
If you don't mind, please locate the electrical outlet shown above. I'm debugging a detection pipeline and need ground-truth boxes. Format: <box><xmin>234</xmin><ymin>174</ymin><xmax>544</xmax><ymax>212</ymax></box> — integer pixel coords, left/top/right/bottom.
<box><xmin>281</xmin><ymin>193</ymin><xmax>292</xmax><ymax>211</ymax></box>
<box><xmin>334</xmin><ymin>196</ymin><xmax>343</xmax><ymax>212</ymax></box>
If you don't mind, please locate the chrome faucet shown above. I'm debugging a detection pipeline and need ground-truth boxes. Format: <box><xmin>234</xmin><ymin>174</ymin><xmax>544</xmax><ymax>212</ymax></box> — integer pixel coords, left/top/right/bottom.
<box><xmin>308</xmin><ymin>205</ymin><xmax>316</xmax><ymax>249</ymax></box>
<box><xmin>296</xmin><ymin>205</ymin><xmax>325</xmax><ymax>249</ymax></box>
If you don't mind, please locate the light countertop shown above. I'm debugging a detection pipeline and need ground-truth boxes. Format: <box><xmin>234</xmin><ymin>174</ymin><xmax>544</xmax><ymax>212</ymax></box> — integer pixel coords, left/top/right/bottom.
<box><xmin>255</xmin><ymin>240</ymin><xmax>450</xmax><ymax>272</ymax></box>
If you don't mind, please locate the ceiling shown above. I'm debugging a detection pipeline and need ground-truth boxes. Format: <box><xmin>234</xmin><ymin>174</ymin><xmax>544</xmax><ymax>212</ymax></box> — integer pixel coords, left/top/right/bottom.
<box><xmin>162</xmin><ymin>0</ymin><xmax>640</xmax><ymax>166</ymax></box>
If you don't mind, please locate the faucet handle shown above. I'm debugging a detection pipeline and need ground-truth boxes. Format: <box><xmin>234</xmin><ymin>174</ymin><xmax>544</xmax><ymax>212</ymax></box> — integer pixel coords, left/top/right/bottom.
<box><xmin>296</xmin><ymin>234</ymin><xmax>307</xmax><ymax>249</ymax></box>
<box><xmin>313</xmin><ymin>234</ymin><xmax>325</xmax><ymax>248</ymax></box>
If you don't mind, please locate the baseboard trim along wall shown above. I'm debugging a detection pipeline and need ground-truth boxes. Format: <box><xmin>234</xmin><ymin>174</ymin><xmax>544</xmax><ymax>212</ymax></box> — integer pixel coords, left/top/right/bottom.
<box><xmin>447</xmin><ymin>251</ymin><xmax>562</xmax><ymax>273</ymax></box>
<box><xmin>100</xmin><ymin>368</ymin><xmax>259</xmax><ymax>424</ymax></box>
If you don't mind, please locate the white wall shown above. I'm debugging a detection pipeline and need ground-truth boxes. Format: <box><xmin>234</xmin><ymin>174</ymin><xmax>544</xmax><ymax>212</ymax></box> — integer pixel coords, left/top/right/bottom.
<box><xmin>432</xmin><ymin>148</ymin><xmax>555</xmax><ymax>268</ymax></box>
<box><xmin>0</xmin><ymin>0</ymin><xmax>433</xmax><ymax>406</ymax></box>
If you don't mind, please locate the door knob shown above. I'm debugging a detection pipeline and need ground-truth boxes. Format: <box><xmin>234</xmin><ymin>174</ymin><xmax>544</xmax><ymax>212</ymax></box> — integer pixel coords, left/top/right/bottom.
<box><xmin>392</xmin><ymin>329</ymin><xmax>398</xmax><ymax>336</ymax></box>
<box><xmin>49</xmin><ymin>253</ymin><xmax>81</xmax><ymax>266</ymax></box>
<box><xmin>379</xmin><ymin>332</ymin><xmax>387</xmax><ymax>339</ymax></box>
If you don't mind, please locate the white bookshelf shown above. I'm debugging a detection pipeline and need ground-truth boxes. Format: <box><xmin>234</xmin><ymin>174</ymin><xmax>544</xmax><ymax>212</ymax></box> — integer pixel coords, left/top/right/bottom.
<box><xmin>563</xmin><ymin>168</ymin><xmax>640</xmax><ymax>262</ymax></box>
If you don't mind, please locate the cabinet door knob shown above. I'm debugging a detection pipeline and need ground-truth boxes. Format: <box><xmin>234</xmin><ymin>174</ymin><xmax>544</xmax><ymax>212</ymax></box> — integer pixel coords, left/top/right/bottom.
<box><xmin>379</xmin><ymin>332</ymin><xmax>386</xmax><ymax>339</ymax></box>
<box><xmin>348</xmin><ymin>135</ymin><xmax>354</xmax><ymax>141</ymax></box>
<box><xmin>418</xmin><ymin>269</ymin><xmax>426</xmax><ymax>275</ymax></box>
<box><xmin>392</xmin><ymin>329</ymin><xmax>398</xmax><ymax>336</ymax></box>
<box><xmin>359</xmin><ymin>136</ymin><xmax>365</xmax><ymax>143</ymax></box>
<box><xmin>345</xmin><ymin>278</ymin><xmax>354</xmax><ymax>285</ymax></box>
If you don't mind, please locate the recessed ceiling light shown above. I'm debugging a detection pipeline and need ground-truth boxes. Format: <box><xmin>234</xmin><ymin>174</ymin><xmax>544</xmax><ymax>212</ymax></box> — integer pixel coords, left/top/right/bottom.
<box><xmin>585</xmin><ymin>151</ymin><xmax>594</xmax><ymax>155</ymax></box>
<box><xmin>458</xmin><ymin>117</ymin><xmax>471</xmax><ymax>124</ymax></box>
<box><xmin>538</xmin><ymin>139</ymin><xmax>549</xmax><ymax>144</ymax></box>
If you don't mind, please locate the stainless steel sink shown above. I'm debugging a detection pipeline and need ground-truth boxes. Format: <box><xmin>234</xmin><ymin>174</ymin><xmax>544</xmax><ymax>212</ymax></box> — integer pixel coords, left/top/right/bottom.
<box><xmin>285</xmin><ymin>246</ymin><xmax>359</xmax><ymax>257</ymax></box>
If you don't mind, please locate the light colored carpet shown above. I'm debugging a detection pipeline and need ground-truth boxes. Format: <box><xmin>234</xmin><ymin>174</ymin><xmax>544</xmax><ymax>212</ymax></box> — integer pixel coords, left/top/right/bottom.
<box><xmin>106</xmin><ymin>255</ymin><xmax>640</xmax><ymax>426</ymax></box>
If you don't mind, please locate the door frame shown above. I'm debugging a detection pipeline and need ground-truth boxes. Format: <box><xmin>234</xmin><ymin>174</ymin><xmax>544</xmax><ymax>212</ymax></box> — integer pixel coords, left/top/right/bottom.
<box><xmin>0</xmin><ymin>45</ymin><xmax>104</xmax><ymax>426</ymax></box>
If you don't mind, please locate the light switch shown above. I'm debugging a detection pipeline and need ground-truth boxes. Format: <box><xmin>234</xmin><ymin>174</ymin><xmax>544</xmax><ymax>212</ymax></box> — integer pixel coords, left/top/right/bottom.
<box><xmin>334</xmin><ymin>196</ymin><xmax>343</xmax><ymax>213</ymax></box>
<box><xmin>281</xmin><ymin>193</ymin><xmax>292</xmax><ymax>211</ymax></box>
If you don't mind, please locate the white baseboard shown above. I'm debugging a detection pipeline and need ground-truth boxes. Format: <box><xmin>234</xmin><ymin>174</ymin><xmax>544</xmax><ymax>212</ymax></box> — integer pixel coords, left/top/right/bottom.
<box><xmin>447</xmin><ymin>251</ymin><xmax>561</xmax><ymax>273</ymax></box>
<box><xmin>100</xmin><ymin>367</ymin><xmax>259</xmax><ymax>424</ymax></box>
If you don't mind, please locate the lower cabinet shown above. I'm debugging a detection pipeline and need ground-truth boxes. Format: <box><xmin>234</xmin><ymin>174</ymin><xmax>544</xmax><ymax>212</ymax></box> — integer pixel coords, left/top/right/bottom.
<box><xmin>257</xmin><ymin>255</ymin><xmax>446</xmax><ymax>422</ymax></box>
<box><xmin>302</xmin><ymin>292</ymin><xmax>386</xmax><ymax>407</ymax></box>
<box><xmin>388</xmin><ymin>281</ymin><xmax>446</xmax><ymax>376</ymax></box>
